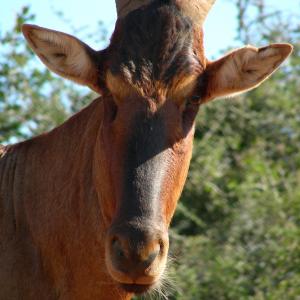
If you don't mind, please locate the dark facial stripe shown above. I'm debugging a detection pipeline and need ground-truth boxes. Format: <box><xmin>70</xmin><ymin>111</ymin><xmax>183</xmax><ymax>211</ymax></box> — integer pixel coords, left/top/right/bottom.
<box><xmin>118</xmin><ymin>111</ymin><xmax>169</xmax><ymax>221</ymax></box>
<box><xmin>110</xmin><ymin>1</ymin><xmax>200</xmax><ymax>88</ymax></box>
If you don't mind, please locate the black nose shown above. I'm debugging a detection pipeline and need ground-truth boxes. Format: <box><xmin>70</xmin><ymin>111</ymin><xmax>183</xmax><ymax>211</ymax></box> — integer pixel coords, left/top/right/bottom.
<box><xmin>110</xmin><ymin>232</ymin><xmax>161</xmax><ymax>277</ymax></box>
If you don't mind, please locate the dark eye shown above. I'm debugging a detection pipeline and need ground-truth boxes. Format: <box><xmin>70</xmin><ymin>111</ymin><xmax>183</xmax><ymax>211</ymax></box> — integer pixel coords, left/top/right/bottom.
<box><xmin>104</xmin><ymin>97</ymin><xmax>118</xmax><ymax>123</ymax></box>
<box><xmin>187</xmin><ymin>95</ymin><xmax>201</xmax><ymax>106</ymax></box>
<box><xmin>182</xmin><ymin>96</ymin><xmax>201</xmax><ymax>134</ymax></box>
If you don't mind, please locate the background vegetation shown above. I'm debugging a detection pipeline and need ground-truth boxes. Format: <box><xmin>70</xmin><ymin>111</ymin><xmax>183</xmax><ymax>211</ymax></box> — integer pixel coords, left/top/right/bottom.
<box><xmin>1</xmin><ymin>1</ymin><xmax>299</xmax><ymax>299</ymax></box>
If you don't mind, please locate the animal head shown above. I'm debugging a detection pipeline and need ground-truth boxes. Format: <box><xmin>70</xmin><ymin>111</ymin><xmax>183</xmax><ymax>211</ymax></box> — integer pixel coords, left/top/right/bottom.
<box><xmin>22</xmin><ymin>0</ymin><xmax>292</xmax><ymax>295</ymax></box>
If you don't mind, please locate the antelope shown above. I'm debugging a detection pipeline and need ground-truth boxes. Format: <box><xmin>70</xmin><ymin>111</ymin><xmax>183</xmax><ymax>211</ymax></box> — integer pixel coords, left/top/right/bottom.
<box><xmin>0</xmin><ymin>0</ymin><xmax>292</xmax><ymax>299</ymax></box>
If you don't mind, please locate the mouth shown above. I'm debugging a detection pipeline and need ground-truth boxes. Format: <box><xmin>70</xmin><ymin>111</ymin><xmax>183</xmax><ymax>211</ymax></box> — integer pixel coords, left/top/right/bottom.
<box><xmin>120</xmin><ymin>283</ymin><xmax>155</xmax><ymax>294</ymax></box>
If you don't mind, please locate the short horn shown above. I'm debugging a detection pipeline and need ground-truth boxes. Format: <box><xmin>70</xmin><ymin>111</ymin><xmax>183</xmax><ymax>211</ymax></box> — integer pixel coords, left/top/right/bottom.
<box><xmin>176</xmin><ymin>0</ymin><xmax>216</xmax><ymax>26</ymax></box>
<box><xmin>115</xmin><ymin>0</ymin><xmax>216</xmax><ymax>24</ymax></box>
<box><xmin>115</xmin><ymin>0</ymin><xmax>153</xmax><ymax>18</ymax></box>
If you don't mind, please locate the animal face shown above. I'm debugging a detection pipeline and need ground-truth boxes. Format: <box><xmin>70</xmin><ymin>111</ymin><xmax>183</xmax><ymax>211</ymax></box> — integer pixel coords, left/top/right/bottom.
<box><xmin>21</xmin><ymin>0</ymin><xmax>292</xmax><ymax>294</ymax></box>
<box><xmin>97</xmin><ymin>92</ymin><xmax>196</xmax><ymax>292</ymax></box>
<box><xmin>96</xmin><ymin>6</ymin><xmax>204</xmax><ymax>291</ymax></box>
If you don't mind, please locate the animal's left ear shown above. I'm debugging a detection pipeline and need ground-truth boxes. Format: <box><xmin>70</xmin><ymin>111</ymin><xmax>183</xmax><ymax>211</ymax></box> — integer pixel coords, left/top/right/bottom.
<box><xmin>22</xmin><ymin>24</ymin><xmax>105</xmax><ymax>94</ymax></box>
<box><xmin>201</xmin><ymin>44</ymin><xmax>293</xmax><ymax>103</ymax></box>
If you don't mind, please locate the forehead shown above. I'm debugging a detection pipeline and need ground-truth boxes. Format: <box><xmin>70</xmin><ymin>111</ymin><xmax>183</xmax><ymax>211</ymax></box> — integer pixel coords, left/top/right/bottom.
<box><xmin>107</xmin><ymin>1</ymin><xmax>205</xmax><ymax>99</ymax></box>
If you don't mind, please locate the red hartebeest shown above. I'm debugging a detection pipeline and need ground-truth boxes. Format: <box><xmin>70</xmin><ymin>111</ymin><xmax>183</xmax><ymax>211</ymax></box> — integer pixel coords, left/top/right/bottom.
<box><xmin>0</xmin><ymin>0</ymin><xmax>292</xmax><ymax>299</ymax></box>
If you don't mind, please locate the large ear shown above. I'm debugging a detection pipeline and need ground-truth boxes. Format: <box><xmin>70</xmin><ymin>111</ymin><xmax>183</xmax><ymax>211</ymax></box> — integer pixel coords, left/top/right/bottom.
<box><xmin>201</xmin><ymin>44</ymin><xmax>293</xmax><ymax>102</ymax></box>
<box><xmin>22</xmin><ymin>24</ymin><xmax>105</xmax><ymax>94</ymax></box>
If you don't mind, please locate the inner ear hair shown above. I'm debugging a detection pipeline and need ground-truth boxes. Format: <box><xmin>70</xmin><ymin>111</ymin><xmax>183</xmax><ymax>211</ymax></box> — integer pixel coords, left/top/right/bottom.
<box><xmin>22</xmin><ymin>24</ymin><xmax>103</xmax><ymax>94</ymax></box>
<box><xmin>200</xmin><ymin>43</ymin><xmax>293</xmax><ymax>103</ymax></box>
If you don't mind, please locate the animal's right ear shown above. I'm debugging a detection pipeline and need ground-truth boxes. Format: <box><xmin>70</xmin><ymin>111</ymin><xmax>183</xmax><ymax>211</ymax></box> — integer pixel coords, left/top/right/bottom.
<box><xmin>22</xmin><ymin>24</ymin><xmax>105</xmax><ymax>94</ymax></box>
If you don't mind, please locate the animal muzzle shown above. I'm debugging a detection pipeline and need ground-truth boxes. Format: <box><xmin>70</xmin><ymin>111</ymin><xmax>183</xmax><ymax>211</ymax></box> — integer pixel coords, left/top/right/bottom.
<box><xmin>105</xmin><ymin>222</ymin><xmax>169</xmax><ymax>293</ymax></box>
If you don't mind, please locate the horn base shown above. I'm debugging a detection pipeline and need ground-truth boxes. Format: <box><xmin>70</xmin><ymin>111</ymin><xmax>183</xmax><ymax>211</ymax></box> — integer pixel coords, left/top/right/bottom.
<box><xmin>115</xmin><ymin>0</ymin><xmax>216</xmax><ymax>26</ymax></box>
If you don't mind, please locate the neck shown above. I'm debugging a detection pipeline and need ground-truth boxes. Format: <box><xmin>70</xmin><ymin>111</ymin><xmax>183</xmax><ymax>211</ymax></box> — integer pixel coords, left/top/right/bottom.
<box><xmin>0</xmin><ymin>97</ymin><xmax>132</xmax><ymax>299</ymax></box>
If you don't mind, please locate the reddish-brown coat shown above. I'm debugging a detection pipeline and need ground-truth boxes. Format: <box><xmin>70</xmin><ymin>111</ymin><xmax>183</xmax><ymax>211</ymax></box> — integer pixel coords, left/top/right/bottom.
<box><xmin>0</xmin><ymin>1</ymin><xmax>292</xmax><ymax>299</ymax></box>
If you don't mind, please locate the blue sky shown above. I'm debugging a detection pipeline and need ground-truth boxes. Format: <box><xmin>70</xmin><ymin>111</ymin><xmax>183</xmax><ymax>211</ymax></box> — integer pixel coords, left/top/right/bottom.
<box><xmin>0</xmin><ymin>0</ymin><xmax>298</xmax><ymax>58</ymax></box>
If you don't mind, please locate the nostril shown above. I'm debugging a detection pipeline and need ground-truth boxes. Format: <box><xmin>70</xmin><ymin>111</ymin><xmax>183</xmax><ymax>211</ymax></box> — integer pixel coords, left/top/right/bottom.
<box><xmin>159</xmin><ymin>238</ymin><xmax>165</xmax><ymax>252</ymax></box>
<box><xmin>143</xmin><ymin>249</ymin><xmax>160</xmax><ymax>268</ymax></box>
<box><xmin>112</xmin><ymin>237</ymin><xmax>126</xmax><ymax>259</ymax></box>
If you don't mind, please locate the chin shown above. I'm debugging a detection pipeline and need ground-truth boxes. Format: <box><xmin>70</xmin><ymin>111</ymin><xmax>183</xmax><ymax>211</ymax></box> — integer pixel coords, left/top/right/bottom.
<box><xmin>119</xmin><ymin>282</ymin><xmax>157</xmax><ymax>294</ymax></box>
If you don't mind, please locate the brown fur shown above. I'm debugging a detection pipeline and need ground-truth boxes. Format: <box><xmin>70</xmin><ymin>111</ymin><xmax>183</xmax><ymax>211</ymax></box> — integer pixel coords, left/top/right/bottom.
<box><xmin>0</xmin><ymin>93</ymin><xmax>195</xmax><ymax>299</ymax></box>
<box><xmin>0</xmin><ymin>100</ymin><xmax>131</xmax><ymax>299</ymax></box>
<box><xmin>0</xmin><ymin>1</ymin><xmax>292</xmax><ymax>299</ymax></box>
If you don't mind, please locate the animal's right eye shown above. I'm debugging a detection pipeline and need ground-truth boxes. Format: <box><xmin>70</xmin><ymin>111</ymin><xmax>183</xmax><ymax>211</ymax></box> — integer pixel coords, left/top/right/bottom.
<box><xmin>104</xmin><ymin>97</ymin><xmax>118</xmax><ymax>123</ymax></box>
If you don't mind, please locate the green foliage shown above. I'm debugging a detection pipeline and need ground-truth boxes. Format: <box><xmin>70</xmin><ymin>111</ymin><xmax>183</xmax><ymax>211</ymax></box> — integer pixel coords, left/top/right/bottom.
<box><xmin>168</xmin><ymin>1</ymin><xmax>300</xmax><ymax>299</ymax></box>
<box><xmin>167</xmin><ymin>81</ymin><xmax>300</xmax><ymax>299</ymax></box>
<box><xmin>1</xmin><ymin>2</ymin><xmax>300</xmax><ymax>300</ymax></box>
